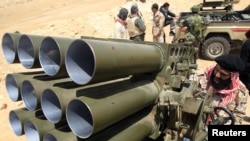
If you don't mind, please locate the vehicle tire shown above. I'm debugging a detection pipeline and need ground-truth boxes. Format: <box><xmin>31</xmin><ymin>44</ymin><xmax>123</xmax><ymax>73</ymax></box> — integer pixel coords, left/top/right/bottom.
<box><xmin>201</xmin><ymin>37</ymin><xmax>230</xmax><ymax>60</ymax></box>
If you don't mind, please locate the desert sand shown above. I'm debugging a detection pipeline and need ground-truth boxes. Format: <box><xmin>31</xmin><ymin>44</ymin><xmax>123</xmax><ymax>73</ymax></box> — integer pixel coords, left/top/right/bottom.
<box><xmin>0</xmin><ymin>0</ymin><xmax>249</xmax><ymax>141</ymax></box>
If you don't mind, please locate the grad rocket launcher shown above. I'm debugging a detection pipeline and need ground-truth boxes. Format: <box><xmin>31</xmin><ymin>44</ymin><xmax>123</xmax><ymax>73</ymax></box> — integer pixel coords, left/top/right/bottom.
<box><xmin>3</xmin><ymin>33</ymin><xmax>224</xmax><ymax>141</ymax></box>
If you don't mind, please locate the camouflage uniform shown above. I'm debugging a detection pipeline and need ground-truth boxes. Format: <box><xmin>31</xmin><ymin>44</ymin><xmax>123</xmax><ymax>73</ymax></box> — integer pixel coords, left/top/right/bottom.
<box><xmin>179</xmin><ymin>5</ymin><xmax>208</xmax><ymax>41</ymax></box>
<box><xmin>197</xmin><ymin>67</ymin><xmax>249</xmax><ymax>125</ymax></box>
<box><xmin>181</xmin><ymin>14</ymin><xmax>207</xmax><ymax>43</ymax></box>
<box><xmin>179</xmin><ymin>5</ymin><xmax>209</xmax><ymax>61</ymax></box>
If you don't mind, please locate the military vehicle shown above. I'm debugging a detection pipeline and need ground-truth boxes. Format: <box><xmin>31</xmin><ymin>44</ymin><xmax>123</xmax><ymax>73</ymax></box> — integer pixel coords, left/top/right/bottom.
<box><xmin>2</xmin><ymin>32</ymin><xmax>237</xmax><ymax>141</ymax></box>
<box><xmin>175</xmin><ymin>0</ymin><xmax>250</xmax><ymax>60</ymax></box>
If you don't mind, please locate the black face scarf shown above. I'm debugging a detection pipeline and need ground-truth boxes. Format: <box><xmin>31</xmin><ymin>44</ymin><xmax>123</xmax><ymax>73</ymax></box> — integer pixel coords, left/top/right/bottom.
<box><xmin>210</xmin><ymin>69</ymin><xmax>231</xmax><ymax>90</ymax></box>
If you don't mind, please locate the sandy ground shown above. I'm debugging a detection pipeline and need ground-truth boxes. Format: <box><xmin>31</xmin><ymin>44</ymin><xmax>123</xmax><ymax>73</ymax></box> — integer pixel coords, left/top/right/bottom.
<box><xmin>0</xmin><ymin>0</ymin><xmax>249</xmax><ymax>141</ymax></box>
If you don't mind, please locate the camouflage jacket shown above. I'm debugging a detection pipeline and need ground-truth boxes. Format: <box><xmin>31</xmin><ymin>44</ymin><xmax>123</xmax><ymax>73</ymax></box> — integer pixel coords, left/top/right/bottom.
<box><xmin>180</xmin><ymin>14</ymin><xmax>209</xmax><ymax>42</ymax></box>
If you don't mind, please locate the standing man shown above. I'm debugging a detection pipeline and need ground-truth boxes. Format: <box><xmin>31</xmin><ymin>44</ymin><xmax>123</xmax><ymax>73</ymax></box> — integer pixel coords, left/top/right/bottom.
<box><xmin>114</xmin><ymin>8</ymin><xmax>129</xmax><ymax>39</ymax></box>
<box><xmin>151</xmin><ymin>3</ymin><xmax>165</xmax><ymax>43</ymax></box>
<box><xmin>160</xmin><ymin>2</ymin><xmax>176</xmax><ymax>37</ymax></box>
<box><xmin>128</xmin><ymin>3</ymin><xmax>144</xmax><ymax>21</ymax></box>
<box><xmin>198</xmin><ymin>54</ymin><xmax>248</xmax><ymax>124</ymax></box>
<box><xmin>177</xmin><ymin>4</ymin><xmax>209</xmax><ymax>61</ymax></box>
<box><xmin>127</xmin><ymin>5</ymin><xmax>146</xmax><ymax>41</ymax></box>
<box><xmin>178</xmin><ymin>4</ymin><xmax>208</xmax><ymax>44</ymax></box>
<box><xmin>240</xmin><ymin>29</ymin><xmax>250</xmax><ymax>91</ymax></box>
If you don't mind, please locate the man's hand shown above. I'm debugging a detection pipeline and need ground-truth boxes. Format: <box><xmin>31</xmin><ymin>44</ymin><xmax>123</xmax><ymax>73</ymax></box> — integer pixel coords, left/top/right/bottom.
<box><xmin>174</xmin><ymin>16</ymin><xmax>179</xmax><ymax>19</ymax></box>
<box><xmin>153</xmin><ymin>34</ymin><xmax>160</xmax><ymax>38</ymax></box>
<box><xmin>156</xmin><ymin>32</ymin><xmax>162</xmax><ymax>37</ymax></box>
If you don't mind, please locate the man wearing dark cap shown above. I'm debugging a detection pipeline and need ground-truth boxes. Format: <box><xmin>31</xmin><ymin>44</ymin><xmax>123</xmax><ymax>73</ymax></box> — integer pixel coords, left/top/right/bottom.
<box><xmin>240</xmin><ymin>29</ymin><xmax>250</xmax><ymax>91</ymax></box>
<box><xmin>198</xmin><ymin>54</ymin><xmax>248</xmax><ymax>124</ymax></box>
<box><xmin>127</xmin><ymin>5</ymin><xmax>146</xmax><ymax>41</ymax></box>
<box><xmin>114</xmin><ymin>8</ymin><xmax>129</xmax><ymax>39</ymax></box>
<box><xmin>128</xmin><ymin>3</ymin><xmax>144</xmax><ymax>21</ymax></box>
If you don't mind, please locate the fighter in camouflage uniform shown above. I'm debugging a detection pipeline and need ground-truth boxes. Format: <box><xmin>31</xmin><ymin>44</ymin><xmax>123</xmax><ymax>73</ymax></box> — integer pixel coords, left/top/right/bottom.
<box><xmin>177</xmin><ymin>4</ymin><xmax>210</xmax><ymax>62</ymax></box>
<box><xmin>193</xmin><ymin>55</ymin><xmax>249</xmax><ymax>125</ymax></box>
<box><xmin>181</xmin><ymin>5</ymin><xmax>207</xmax><ymax>43</ymax></box>
<box><xmin>185</xmin><ymin>4</ymin><xmax>248</xmax><ymax>125</ymax></box>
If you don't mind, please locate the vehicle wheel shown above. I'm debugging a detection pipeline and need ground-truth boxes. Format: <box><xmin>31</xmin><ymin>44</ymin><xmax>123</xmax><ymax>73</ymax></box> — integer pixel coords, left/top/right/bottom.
<box><xmin>201</xmin><ymin>37</ymin><xmax>230</xmax><ymax>60</ymax></box>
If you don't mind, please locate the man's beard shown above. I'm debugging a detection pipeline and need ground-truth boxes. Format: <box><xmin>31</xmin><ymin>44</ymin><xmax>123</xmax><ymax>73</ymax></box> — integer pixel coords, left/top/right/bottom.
<box><xmin>210</xmin><ymin>69</ymin><xmax>231</xmax><ymax>90</ymax></box>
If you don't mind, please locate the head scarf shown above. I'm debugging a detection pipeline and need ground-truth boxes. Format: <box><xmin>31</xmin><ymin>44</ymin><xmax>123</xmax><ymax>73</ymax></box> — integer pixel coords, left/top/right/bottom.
<box><xmin>205</xmin><ymin>65</ymin><xmax>240</xmax><ymax>107</ymax></box>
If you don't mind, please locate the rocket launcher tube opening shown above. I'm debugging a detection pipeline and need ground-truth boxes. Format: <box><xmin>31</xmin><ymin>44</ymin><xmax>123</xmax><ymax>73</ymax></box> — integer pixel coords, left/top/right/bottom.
<box><xmin>17</xmin><ymin>35</ymin><xmax>35</xmax><ymax>69</ymax></box>
<box><xmin>21</xmin><ymin>80</ymin><xmax>38</xmax><ymax>111</ymax></box>
<box><xmin>65</xmin><ymin>39</ymin><xmax>164</xmax><ymax>85</ymax></box>
<box><xmin>41</xmin><ymin>89</ymin><xmax>62</xmax><ymax>123</ymax></box>
<box><xmin>65</xmin><ymin>40</ymin><xmax>94</xmax><ymax>85</ymax></box>
<box><xmin>24</xmin><ymin>120</ymin><xmax>40</xmax><ymax>141</ymax></box>
<box><xmin>66</xmin><ymin>80</ymin><xmax>159</xmax><ymax>139</ymax></box>
<box><xmin>2</xmin><ymin>33</ymin><xmax>17</xmax><ymax>63</ymax></box>
<box><xmin>5</xmin><ymin>74</ymin><xmax>19</xmax><ymax>102</ymax></box>
<box><xmin>43</xmin><ymin>125</ymin><xmax>78</xmax><ymax>141</ymax></box>
<box><xmin>39</xmin><ymin>37</ymin><xmax>61</xmax><ymax>76</ymax></box>
<box><xmin>9</xmin><ymin>111</ymin><xmax>22</xmax><ymax>136</ymax></box>
<box><xmin>43</xmin><ymin>134</ymin><xmax>57</xmax><ymax>141</ymax></box>
<box><xmin>66</xmin><ymin>99</ymin><xmax>93</xmax><ymax>139</ymax></box>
